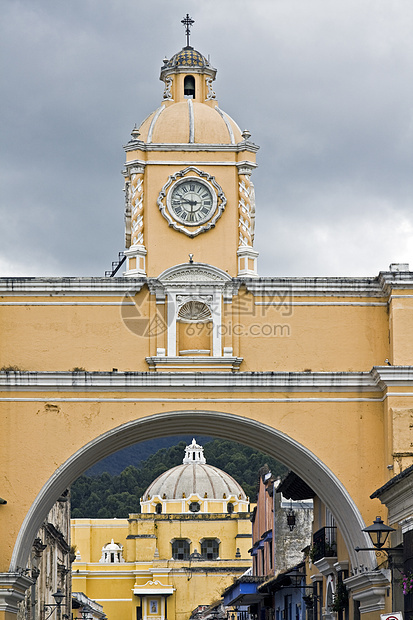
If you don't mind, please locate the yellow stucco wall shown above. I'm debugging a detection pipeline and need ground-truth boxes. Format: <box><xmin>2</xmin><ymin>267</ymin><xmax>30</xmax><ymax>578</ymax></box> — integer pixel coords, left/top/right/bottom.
<box><xmin>71</xmin><ymin>513</ymin><xmax>252</xmax><ymax>620</ymax></box>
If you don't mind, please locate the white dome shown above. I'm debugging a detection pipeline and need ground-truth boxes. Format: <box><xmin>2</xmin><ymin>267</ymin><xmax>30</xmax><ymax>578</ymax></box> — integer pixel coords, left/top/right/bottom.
<box><xmin>103</xmin><ymin>539</ymin><xmax>122</xmax><ymax>551</ymax></box>
<box><xmin>143</xmin><ymin>439</ymin><xmax>247</xmax><ymax>503</ymax></box>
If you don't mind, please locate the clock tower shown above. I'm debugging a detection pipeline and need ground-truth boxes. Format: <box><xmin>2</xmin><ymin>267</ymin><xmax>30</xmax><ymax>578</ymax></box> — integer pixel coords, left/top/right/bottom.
<box><xmin>123</xmin><ymin>31</ymin><xmax>259</xmax><ymax>278</ymax></box>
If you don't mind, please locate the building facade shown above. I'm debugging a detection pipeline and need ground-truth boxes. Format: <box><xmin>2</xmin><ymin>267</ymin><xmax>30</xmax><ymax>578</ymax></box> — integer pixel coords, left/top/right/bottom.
<box><xmin>223</xmin><ymin>467</ymin><xmax>313</xmax><ymax>620</ymax></box>
<box><xmin>2</xmin><ymin>29</ymin><xmax>413</xmax><ymax>620</ymax></box>
<box><xmin>71</xmin><ymin>440</ymin><xmax>252</xmax><ymax>620</ymax></box>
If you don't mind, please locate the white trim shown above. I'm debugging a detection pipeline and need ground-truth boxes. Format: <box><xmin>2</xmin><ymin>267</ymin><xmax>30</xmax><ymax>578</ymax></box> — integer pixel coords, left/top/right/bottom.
<box><xmin>188</xmin><ymin>99</ymin><xmax>194</xmax><ymax>143</ymax></box>
<box><xmin>94</xmin><ymin>599</ymin><xmax>132</xmax><ymax>602</ymax></box>
<box><xmin>0</xmin><ymin>302</ymin><xmax>135</xmax><ymax>306</ymax></box>
<box><xmin>0</xmin><ymin>397</ymin><xmax>384</xmax><ymax>403</ymax></box>
<box><xmin>255</xmin><ymin>301</ymin><xmax>387</xmax><ymax>307</ymax></box>
<box><xmin>0</xmin><ymin>272</ymin><xmax>412</xmax><ymax>297</ymax></box>
<box><xmin>215</xmin><ymin>106</ymin><xmax>235</xmax><ymax>145</ymax></box>
<box><xmin>124</xmin><ymin>142</ymin><xmax>259</xmax><ymax>153</ymax></box>
<box><xmin>128</xmin><ymin>161</ymin><xmax>252</xmax><ymax>166</ymax></box>
<box><xmin>147</xmin><ymin>106</ymin><xmax>165</xmax><ymax>143</ymax></box>
<box><xmin>2</xmin><ymin>368</ymin><xmax>410</xmax><ymax>391</ymax></box>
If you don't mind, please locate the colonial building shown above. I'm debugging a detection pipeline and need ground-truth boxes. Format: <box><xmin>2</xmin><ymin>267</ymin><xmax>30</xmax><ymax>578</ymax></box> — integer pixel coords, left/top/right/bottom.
<box><xmin>17</xmin><ymin>491</ymin><xmax>72</xmax><ymax>620</ymax></box>
<box><xmin>223</xmin><ymin>467</ymin><xmax>313</xmax><ymax>620</ymax></box>
<box><xmin>71</xmin><ymin>440</ymin><xmax>252</xmax><ymax>620</ymax></box>
<box><xmin>2</xmin><ymin>20</ymin><xmax>413</xmax><ymax>620</ymax></box>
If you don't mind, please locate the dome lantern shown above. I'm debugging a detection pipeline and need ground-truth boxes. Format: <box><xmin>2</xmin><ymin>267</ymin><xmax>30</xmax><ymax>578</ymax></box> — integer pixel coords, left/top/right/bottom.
<box><xmin>183</xmin><ymin>438</ymin><xmax>206</xmax><ymax>464</ymax></box>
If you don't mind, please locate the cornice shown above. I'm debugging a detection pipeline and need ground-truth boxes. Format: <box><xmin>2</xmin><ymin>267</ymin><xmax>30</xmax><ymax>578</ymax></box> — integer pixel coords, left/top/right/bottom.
<box><xmin>0</xmin><ymin>277</ymin><xmax>146</xmax><ymax>296</ymax></box>
<box><xmin>124</xmin><ymin>142</ymin><xmax>259</xmax><ymax>153</ymax></box>
<box><xmin>370</xmin><ymin>366</ymin><xmax>413</xmax><ymax>389</ymax></box>
<box><xmin>0</xmin><ymin>369</ymin><xmax>386</xmax><ymax>392</ymax></box>
<box><xmin>1</xmin><ymin>272</ymin><xmax>412</xmax><ymax>297</ymax></box>
<box><xmin>378</xmin><ymin>270</ymin><xmax>413</xmax><ymax>296</ymax></box>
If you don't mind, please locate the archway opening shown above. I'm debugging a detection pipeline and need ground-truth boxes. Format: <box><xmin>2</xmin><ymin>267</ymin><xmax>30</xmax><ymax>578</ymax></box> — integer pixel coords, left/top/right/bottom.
<box><xmin>11</xmin><ymin>410</ymin><xmax>374</xmax><ymax>573</ymax></box>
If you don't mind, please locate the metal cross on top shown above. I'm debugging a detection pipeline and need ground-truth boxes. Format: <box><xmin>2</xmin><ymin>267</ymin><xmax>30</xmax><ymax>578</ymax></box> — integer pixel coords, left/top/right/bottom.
<box><xmin>181</xmin><ymin>13</ymin><xmax>194</xmax><ymax>47</ymax></box>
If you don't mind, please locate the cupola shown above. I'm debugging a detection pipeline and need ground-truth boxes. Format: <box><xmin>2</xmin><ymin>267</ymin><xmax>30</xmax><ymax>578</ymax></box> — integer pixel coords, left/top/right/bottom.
<box><xmin>140</xmin><ymin>439</ymin><xmax>249</xmax><ymax>514</ymax></box>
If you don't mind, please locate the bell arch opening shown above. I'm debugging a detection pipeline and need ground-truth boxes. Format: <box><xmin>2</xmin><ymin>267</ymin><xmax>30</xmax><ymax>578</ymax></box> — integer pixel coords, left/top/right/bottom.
<box><xmin>11</xmin><ymin>410</ymin><xmax>375</xmax><ymax>572</ymax></box>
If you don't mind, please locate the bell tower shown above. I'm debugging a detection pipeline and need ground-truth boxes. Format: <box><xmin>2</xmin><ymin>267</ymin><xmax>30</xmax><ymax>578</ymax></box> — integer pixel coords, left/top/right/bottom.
<box><xmin>123</xmin><ymin>17</ymin><xmax>259</xmax><ymax>278</ymax></box>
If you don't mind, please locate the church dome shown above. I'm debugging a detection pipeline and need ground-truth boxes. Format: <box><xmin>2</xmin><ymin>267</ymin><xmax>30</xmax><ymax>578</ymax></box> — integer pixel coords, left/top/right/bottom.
<box><xmin>141</xmin><ymin>439</ymin><xmax>249</xmax><ymax>514</ymax></box>
<box><xmin>166</xmin><ymin>47</ymin><xmax>208</xmax><ymax>69</ymax></box>
<box><xmin>138</xmin><ymin>102</ymin><xmax>242</xmax><ymax>145</ymax></box>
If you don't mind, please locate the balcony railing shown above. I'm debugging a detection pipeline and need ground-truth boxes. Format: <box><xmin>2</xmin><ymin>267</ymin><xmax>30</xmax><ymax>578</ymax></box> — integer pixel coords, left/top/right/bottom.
<box><xmin>311</xmin><ymin>526</ymin><xmax>337</xmax><ymax>562</ymax></box>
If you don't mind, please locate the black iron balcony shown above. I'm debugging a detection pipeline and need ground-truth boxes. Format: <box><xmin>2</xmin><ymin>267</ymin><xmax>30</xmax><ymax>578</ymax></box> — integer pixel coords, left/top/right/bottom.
<box><xmin>311</xmin><ymin>526</ymin><xmax>337</xmax><ymax>562</ymax></box>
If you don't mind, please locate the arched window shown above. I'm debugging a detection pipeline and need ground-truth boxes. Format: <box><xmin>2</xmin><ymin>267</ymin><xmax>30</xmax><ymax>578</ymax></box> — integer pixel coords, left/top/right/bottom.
<box><xmin>227</xmin><ymin>502</ymin><xmax>234</xmax><ymax>514</ymax></box>
<box><xmin>184</xmin><ymin>75</ymin><xmax>195</xmax><ymax>98</ymax></box>
<box><xmin>155</xmin><ymin>503</ymin><xmax>162</xmax><ymax>514</ymax></box>
<box><xmin>200</xmin><ymin>538</ymin><xmax>219</xmax><ymax>560</ymax></box>
<box><xmin>172</xmin><ymin>539</ymin><xmax>190</xmax><ymax>560</ymax></box>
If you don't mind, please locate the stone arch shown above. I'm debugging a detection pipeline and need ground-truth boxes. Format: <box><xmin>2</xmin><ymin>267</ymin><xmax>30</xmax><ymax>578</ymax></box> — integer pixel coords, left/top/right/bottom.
<box><xmin>11</xmin><ymin>410</ymin><xmax>375</xmax><ymax>572</ymax></box>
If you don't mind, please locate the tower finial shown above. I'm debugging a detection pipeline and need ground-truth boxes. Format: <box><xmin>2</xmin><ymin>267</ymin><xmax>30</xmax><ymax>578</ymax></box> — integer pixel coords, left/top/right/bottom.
<box><xmin>181</xmin><ymin>13</ymin><xmax>194</xmax><ymax>48</ymax></box>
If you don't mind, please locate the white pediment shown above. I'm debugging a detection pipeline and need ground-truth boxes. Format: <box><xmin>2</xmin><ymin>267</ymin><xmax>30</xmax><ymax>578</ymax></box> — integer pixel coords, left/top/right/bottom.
<box><xmin>158</xmin><ymin>263</ymin><xmax>232</xmax><ymax>284</ymax></box>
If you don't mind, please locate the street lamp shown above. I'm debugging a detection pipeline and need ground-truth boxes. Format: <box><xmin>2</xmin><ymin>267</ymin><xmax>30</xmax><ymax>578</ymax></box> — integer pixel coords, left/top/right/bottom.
<box><xmin>355</xmin><ymin>516</ymin><xmax>397</xmax><ymax>553</ymax></box>
<box><xmin>286</xmin><ymin>567</ymin><xmax>305</xmax><ymax>588</ymax></box>
<box><xmin>81</xmin><ymin>605</ymin><xmax>94</xmax><ymax>620</ymax></box>
<box><xmin>286</xmin><ymin>504</ymin><xmax>296</xmax><ymax>532</ymax></box>
<box><xmin>44</xmin><ymin>589</ymin><xmax>66</xmax><ymax>620</ymax></box>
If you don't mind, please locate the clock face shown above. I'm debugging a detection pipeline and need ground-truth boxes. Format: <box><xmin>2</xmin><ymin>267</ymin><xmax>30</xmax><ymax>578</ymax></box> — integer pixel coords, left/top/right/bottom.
<box><xmin>168</xmin><ymin>178</ymin><xmax>217</xmax><ymax>225</ymax></box>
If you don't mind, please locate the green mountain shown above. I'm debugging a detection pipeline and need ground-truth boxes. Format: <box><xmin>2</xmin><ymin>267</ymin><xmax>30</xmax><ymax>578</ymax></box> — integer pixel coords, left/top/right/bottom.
<box><xmin>71</xmin><ymin>438</ymin><xmax>287</xmax><ymax>518</ymax></box>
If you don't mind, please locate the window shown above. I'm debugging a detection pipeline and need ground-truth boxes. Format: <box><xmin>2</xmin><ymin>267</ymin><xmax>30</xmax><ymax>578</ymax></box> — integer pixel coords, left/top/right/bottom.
<box><xmin>155</xmin><ymin>503</ymin><xmax>162</xmax><ymax>514</ymax></box>
<box><xmin>189</xmin><ymin>501</ymin><xmax>200</xmax><ymax>512</ymax></box>
<box><xmin>172</xmin><ymin>539</ymin><xmax>190</xmax><ymax>560</ymax></box>
<box><xmin>227</xmin><ymin>503</ymin><xmax>234</xmax><ymax>514</ymax></box>
<box><xmin>184</xmin><ymin>75</ymin><xmax>195</xmax><ymax>98</ymax></box>
<box><xmin>201</xmin><ymin>538</ymin><xmax>219</xmax><ymax>560</ymax></box>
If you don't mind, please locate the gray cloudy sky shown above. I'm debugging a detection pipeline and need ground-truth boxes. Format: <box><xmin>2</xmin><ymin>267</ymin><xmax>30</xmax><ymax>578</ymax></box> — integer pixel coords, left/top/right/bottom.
<box><xmin>1</xmin><ymin>0</ymin><xmax>412</xmax><ymax>277</ymax></box>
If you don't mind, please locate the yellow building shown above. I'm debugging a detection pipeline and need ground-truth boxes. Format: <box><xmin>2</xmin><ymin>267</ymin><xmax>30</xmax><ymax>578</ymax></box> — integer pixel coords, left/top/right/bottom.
<box><xmin>2</xmin><ymin>25</ymin><xmax>413</xmax><ymax>620</ymax></box>
<box><xmin>71</xmin><ymin>440</ymin><xmax>252</xmax><ymax>620</ymax></box>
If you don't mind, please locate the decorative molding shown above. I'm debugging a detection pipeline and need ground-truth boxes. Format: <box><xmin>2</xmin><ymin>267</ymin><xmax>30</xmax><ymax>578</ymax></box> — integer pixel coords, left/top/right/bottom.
<box><xmin>124</xmin><ymin>142</ymin><xmax>259</xmax><ymax>153</ymax></box>
<box><xmin>126</xmin><ymin>159</ymin><xmax>256</xmax><ymax>167</ymax></box>
<box><xmin>238</xmin><ymin>174</ymin><xmax>256</xmax><ymax>246</ymax></box>
<box><xmin>124</xmin><ymin>179</ymin><xmax>131</xmax><ymax>248</ymax></box>
<box><xmin>159</xmin><ymin>263</ymin><xmax>231</xmax><ymax>284</ymax></box>
<box><xmin>0</xmin><ymin>369</ymin><xmax>398</xmax><ymax>392</ymax></box>
<box><xmin>147</xmin><ymin>105</ymin><xmax>165</xmax><ymax>144</ymax></box>
<box><xmin>1</xmin><ymin>272</ymin><xmax>413</xmax><ymax>297</ymax></box>
<box><xmin>130</xmin><ymin>168</ymin><xmax>145</xmax><ymax>246</ymax></box>
<box><xmin>314</xmin><ymin>556</ymin><xmax>337</xmax><ymax>576</ymax></box>
<box><xmin>205</xmin><ymin>77</ymin><xmax>216</xmax><ymax>100</ymax></box>
<box><xmin>0</xmin><ymin>573</ymin><xmax>34</xmax><ymax>614</ymax></box>
<box><xmin>237</xmin><ymin>161</ymin><xmax>257</xmax><ymax>175</ymax></box>
<box><xmin>162</xmin><ymin>76</ymin><xmax>173</xmax><ymax>101</ymax></box>
<box><xmin>145</xmin><ymin>356</ymin><xmax>243</xmax><ymax>372</ymax></box>
<box><xmin>188</xmin><ymin>99</ymin><xmax>194</xmax><ymax>143</ymax></box>
<box><xmin>344</xmin><ymin>570</ymin><xmax>390</xmax><ymax>613</ymax></box>
<box><xmin>157</xmin><ymin>167</ymin><xmax>226</xmax><ymax>237</ymax></box>
<box><xmin>215</xmin><ymin>106</ymin><xmax>235</xmax><ymax>145</ymax></box>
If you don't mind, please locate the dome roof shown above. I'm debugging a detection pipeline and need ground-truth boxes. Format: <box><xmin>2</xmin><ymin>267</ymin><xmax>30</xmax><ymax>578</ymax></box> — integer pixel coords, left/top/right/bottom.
<box><xmin>103</xmin><ymin>539</ymin><xmax>122</xmax><ymax>551</ymax></box>
<box><xmin>143</xmin><ymin>439</ymin><xmax>247</xmax><ymax>501</ymax></box>
<box><xmin>166</xmin><ymin>47</ymin><xmax>208</xmax><ymax>69</ymax></box>
<box><xmin>138</xmin><ymin>101</ymin><xmax>242</xmax><ymax>145</ymax></box>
